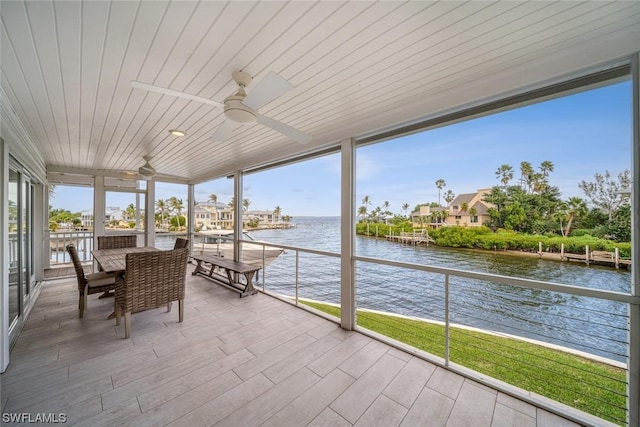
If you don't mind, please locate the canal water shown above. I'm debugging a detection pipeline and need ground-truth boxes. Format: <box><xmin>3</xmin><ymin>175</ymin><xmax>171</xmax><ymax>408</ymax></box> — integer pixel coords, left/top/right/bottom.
<box><xmin>251</xmin><ymin>216</ymin><xmax>631</xmax><ymax>362</ymax></box>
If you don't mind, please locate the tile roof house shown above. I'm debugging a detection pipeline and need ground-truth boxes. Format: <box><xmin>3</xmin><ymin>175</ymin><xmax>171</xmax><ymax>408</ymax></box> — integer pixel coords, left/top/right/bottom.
<box><xmin>447</xmin><ymin>189</ymin><xmax>494</xmax><ymax>227</ymax></box>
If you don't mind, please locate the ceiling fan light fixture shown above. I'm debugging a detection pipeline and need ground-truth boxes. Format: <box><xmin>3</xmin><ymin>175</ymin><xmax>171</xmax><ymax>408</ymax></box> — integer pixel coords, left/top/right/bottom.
<box><xmin>169</xmin><ymin>129</ymin><xmax>186</xmax><ymax>137</ymax></box>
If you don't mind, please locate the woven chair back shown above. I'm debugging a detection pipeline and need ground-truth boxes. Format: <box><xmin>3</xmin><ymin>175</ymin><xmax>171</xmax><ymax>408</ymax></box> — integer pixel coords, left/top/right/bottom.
<box><xmin>173</xmin><ymin>238</ymin><xmax>189</xmax><ymax>249</ymax></box>
<box><xmin>97</xmin><ymin>234</ymin><xmax>137</xmax><ymax>250</ymax></box>
<box><xmin>65</xmin><ymin>244</ymin><xmax>87</xmax><ymax>290</ymax></box>
<box><xmin>117</xmin><ymin>248</ymin><xmax>189</xmax><ymax>313</ymax></box>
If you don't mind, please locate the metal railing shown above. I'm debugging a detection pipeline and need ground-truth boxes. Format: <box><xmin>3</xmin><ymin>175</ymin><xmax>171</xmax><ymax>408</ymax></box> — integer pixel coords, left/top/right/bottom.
<box><xmin>49</xmin><ymin>230</ymin><xmax>94</xmax><ymax>263</ymax></box>
<box><xmin>230</xmin><ymin>237</ymin><xmax>632</xmax><ymax>427</ymax></box>
<box><xmin>46</xmin><ymin>229</ymin><xmax>632</xmax><ymax>424</ymax></box>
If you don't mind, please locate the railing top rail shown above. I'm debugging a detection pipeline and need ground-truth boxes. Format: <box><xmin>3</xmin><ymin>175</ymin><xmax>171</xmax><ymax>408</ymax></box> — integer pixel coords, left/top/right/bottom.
<box><xmin>201</xmin><ymin>235</ymin><xmax>635</xmax><ymax>305</ymax></box>
<box><xmin>355</xmin><ymin>255</ymin><xmax>636</xmax><ymax>304</ymax></box>
<box><xmin>198</xmin><ymin>234</ymin><xmax>342</xmax><ymax>259</ymax></box>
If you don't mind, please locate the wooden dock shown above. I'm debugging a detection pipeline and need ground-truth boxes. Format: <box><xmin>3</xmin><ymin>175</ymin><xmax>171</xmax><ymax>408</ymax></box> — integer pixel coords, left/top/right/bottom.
<box><xmin>386</xmin><ymin>231</ymin><xmax>434</xmax><ymax>245</ymax></box>
<box><xmin>547</xmin><ymin>243</ymin><xmax>630</xmax><ymax>269</ymax></box>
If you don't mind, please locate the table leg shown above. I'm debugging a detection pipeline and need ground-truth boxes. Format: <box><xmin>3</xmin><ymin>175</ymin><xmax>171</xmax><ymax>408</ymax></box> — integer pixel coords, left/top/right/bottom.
<box><xmin>242</xmin><ymin>271</ymin><xmax>258</xmax><ymax>296</ymax></box>
<box><xmin>192</xmin><ymin>259</ymin><xmax>204</xmax><ymax>275</ymax></box>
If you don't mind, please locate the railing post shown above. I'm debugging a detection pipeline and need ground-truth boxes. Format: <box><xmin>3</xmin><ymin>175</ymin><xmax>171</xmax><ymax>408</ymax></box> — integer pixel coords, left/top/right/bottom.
<box><xmin>628</xmin><ymin>51</ymin><xmax>640</xmax><ymax>427</ymax></box>
<box><xmin>295</xmin><ymin>250</ymin><xmax>299</xmax><ymax>305</ymax></box>
<box><xmin>262</xmin><ymin>246</ymin><xmax>266</xmax><ymax>291</ymax></box>
<box><xmin>340</xmin><ymin>138</ymin><xmax>356</xmax><ymax>330</ymax></box>
<box><xmin>445</xmin><ymin>273</ymin><xmax>450</xmax><ymax>366</ymax></box>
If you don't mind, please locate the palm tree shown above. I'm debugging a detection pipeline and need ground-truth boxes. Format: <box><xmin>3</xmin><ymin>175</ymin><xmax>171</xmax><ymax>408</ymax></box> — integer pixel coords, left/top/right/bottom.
<box><xmin>273</xmin><ymin>205</ymin><xmax>282</xmax><ymax>222</ymax></box>
<box><xmin>495</xmin><ymin>164</ymin><xmax>514</xmax><ymax>187</ymax></box>
<box><xmin>357</xmin><ymin>205</ymin><xmax>368</xmax><ymax>222</ymax></box>
<box><xmin>401</xmin><ymin>202</ymin><xmax>410</xmax><ymax>218</ymax></box>
<box><xmin>122</xmin><ymin>203</ymin><xmax>136</xmax><ymax>221</ymax></box>
<box><xmin>435</xmin><ymin>179</ymin><xmax>446</xmax><ymax>206</ymax></box>
<box><xmin>531</xmin><ymin>172</ymin><xmax>546</xmax><ymax>193</ymax></box>
<box><xmin>382</xmin><ymin>200</ymin><xmax>390</xmax><ymax>214</ymax></box>
<box><xmin>361</xmin><ymin>195</ymin><xmax>372</xmax><ymax>221</ymax></box>
<box><xmin>242</xmin><ymin>199</ymin><xmax>250</xmax><ymax>212</ymax></box>
<box><xmin>156</xmin><ymin>199</ymin><xmax>168</xmax><ymax>229</ymax></box>
<box><xmin>443</xmin><ymin>189</ymin><xmax>455</xmax><ymax>205</ymax></box>
<box><xmin>564</xmin><ymin>197</ymin><xmax>587</xmax><ymax>237</ymax></box>
<box><xmin>207</xmin><ymin>194</ymin><xmax>219</xmax><ymax>224</ymax></box>
<box><xmin>460</xmin><ymin>202</ymin><xmax>468</xmax><ymax>212</ymax></box>
<box><xmin>520</xmin><ymin>161</ymin><xmax>534</xmax><ymax>192</ymax></box>
<box><xmin>168</xmin><ymin>197</ymin><xmax>185</xmax><ymax>229</ymax></box>
<box><xmin>539</xmin><ymin>160</ymin><xmax>554</xmax><ymax>177</ymax></box>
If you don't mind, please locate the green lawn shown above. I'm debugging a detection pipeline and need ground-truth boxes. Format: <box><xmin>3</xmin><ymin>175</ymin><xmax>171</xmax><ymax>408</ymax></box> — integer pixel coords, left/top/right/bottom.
<box><xmin>300</xmin><ymin>300</ymin><xmax>627</xmax><ymax>425</ymax></box>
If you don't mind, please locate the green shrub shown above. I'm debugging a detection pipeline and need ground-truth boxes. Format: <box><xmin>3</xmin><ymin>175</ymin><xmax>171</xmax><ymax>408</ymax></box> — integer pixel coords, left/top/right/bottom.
<box><xmin>570</xmin><ymin>229</ymin><xmax>593</xmax><ymax>237</ymax></box>
<box><xmin>355</xmin><ymin>225</ymin><xmax>629</xmax><ymax>259</ymax></box>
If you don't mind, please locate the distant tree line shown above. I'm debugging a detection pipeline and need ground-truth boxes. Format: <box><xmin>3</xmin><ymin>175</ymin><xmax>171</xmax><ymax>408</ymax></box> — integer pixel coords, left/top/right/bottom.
<box><xmin>483</xmin><ymin>161</ymin><xmax>630</xmax><ymax>242</ymax></box>
<box><xmin>357</xmin><ymin>160</ymin><xmax>631</xmax><ymax>243</ymax></box>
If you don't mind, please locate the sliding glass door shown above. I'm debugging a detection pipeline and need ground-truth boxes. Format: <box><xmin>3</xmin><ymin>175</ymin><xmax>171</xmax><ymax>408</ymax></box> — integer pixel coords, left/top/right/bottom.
<box><xmin>8</xmin><ymin>168</ymin><xmax>19</xmax><ymax>327</ymax></box>
<box><xmin>8</xmin><ymin>158</ymin><xmax>35</xmax><ymax>337</ymax></box>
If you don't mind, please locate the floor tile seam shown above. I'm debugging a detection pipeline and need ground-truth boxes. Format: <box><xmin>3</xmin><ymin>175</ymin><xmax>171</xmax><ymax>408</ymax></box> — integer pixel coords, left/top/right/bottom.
<box><xmin>112</xmin><ymin>355</ymin><xmax>230</xmax><ymax>405</ymax></box>
<box><xmin>69</xmin><ymin>349</ymin><xmax>157</xmax><ymax>378</ymax></box>
<box><xmin>335</xmin><ymin>366</ymin><xmax>359</xmax><ymax>381</ymax></box>
<box><xmin>0</xmin><ymin>356</ymin><xmax>66</xmax><ymax>384</ymax></box>
<box><xmin>1</xmin><ymin>362</ymin><xmax>77</xmax><ymax>394</ymax></box>
<box><xmin>245</xmin><ymin>327</ymin><xmax>316</xmax><ymax>357</ymax></box>
<box><xmin>377</xmin><ymin>360</ymin><xmax>438</xmax><ymax>410</ymax></box>
<box><xmin>109</xmin><ymin>349</ymin><xmax>226</xmax><ymax>392</ymax></box>
<box><xmin>2</xmin><ymin>367</ymin><xmax>69</xmax><ymax>398</ymax></box>
<box><xmin>149</xmin><ymin>336</ymin><xmax>225</xmax><ymax>361</ymax></box>
<box><xmin>246</xmin><ymin>368</ymin><xmax>322</xmax><ymax>426</ymax></box>
<box><xmin>310</xmin><ymin>408</ymin><xmax>353</xmax><ymax>427</ymax></box>
<box><xmin>494</xmin><ymin>400</ymin><xmax>537</xmax><ymax>422</ymax></box>
<box><xmin>138</xmin><ymin>367</ymin><xmax>249</xmax><ymax>421</ymax></box>
<box><xmin>166</xmin><ymin>369</ymin><xmax>268</xmax><ymax>426</ymax></box>
<box><xmin>336</xmin><ymin>349</ymin><xmax>389</xmax><ymax>380</ymax></box>
<box><xmin>5</xmin><ymin>374</ymin><xmax>115</xmax><ymax>414</ymax></box>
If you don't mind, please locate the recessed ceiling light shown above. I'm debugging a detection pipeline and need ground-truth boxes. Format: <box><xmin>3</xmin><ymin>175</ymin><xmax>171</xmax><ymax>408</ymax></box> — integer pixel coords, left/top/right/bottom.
<box><xmin>169</xmin><ymin>129</ymin><xmax>186</xmax><ymax>137</ymax></box>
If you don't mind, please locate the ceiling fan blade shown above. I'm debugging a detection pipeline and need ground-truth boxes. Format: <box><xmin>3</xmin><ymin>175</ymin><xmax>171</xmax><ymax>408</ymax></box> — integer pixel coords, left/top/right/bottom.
<box><xmin>131</xmin><ymin>81</ymin><xmax>223</xmax><ymax>108</ymax></box>
<box><xmin>257</xmin><ymin>115</ymin><xmax>312</xmax><ymax>144</ymax></box>
<box><xmin>211</xmin><ymin>120</ymin><xmax>235</xmax><ymax>141</ymax></box>
<box><xmin>242</xmin><ymin>71</ymin><xmax>294</xmax><ymax>111</ymax></box>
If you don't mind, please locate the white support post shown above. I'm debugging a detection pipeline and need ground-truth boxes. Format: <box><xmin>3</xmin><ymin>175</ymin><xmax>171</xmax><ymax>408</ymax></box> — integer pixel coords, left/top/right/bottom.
<box><xmin>93</xmin><ymin>176</ymin><xmax>105</xmax><ymax>270</ymax></box>
<box><xmin>145</xmin><ymin>180</ymin><xmax>155</xmax><ymax>247</ymax></box>
<box><xmin>233</xmin><ymin>171</ymin><xmax>243</xmax><ymax>262</ymax></box>
<box><xmin>340</xmin><ymin>139</ymin><xmax>355</xmax><ymax>331</ymax></box>
<box><xmin>628</xmin><ymin>52</ymin><xmax>640</xmax><ymax>427</ymax></box>
<box><xmin>33</xmin><ymin>182</ymin><xmax>45</xmax><ymax>281</ymax></box>
<box><xmin>187</xmin><ymin>183</ymin><xmax>195</xmax><ymax>252</ymax></box>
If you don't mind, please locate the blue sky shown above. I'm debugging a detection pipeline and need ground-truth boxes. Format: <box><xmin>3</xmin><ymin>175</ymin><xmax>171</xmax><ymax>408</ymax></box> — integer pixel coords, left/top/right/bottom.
<box><xmin>52</xmin><ymin>80</ymin><xmax>631</xmax><ymax>217</ymax></box>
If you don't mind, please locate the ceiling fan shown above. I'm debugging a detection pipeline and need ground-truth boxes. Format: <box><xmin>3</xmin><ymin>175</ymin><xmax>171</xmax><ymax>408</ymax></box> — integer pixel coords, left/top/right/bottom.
<box><xmin>131</xmin><ymin>71</ymin><xmax>312</xmax><ymax>144</ymax></box>
<box><xmin>138</xmin><ymin>155</ymin><xmax>156</xmax><ymax>179</ymax></box>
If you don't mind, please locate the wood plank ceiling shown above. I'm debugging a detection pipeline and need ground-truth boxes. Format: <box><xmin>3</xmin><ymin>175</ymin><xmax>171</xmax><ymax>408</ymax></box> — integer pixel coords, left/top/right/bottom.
<box><xmin>2</xmin><ymin>1</ymin><xmax>640</xmax><ymax>183</ymax></box>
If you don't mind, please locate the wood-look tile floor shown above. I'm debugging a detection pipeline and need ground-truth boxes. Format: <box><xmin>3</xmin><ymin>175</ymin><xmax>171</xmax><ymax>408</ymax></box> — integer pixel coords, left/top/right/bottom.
<box><xmin>1</xmin><ymin>268</ymin><xmax>582</xmax><ymax>427</ymax></box>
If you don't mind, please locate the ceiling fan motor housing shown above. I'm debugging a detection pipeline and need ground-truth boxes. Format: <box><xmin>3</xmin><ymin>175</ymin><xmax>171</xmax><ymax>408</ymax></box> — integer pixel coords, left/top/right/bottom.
<box><xmin>224</xmin><ymin>94</ymin><xmax>257</xmax><ymax>123</ymax></box>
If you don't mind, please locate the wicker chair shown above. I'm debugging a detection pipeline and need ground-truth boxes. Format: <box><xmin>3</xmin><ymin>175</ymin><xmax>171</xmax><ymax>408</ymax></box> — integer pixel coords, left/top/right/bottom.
<box><xmin>66</xmin><ymin>244</ymin><xmax>117</xmax><ymax>318</ymax></box>
<box><xmin>173</xmin><ymin>238</ymin><xmax>189</xmax><ymax>249</ymax></box>
<box><xmin>97</xmin><ymin>234</ymin><xmax>137</xmax><ymax>250</ymax></box>
<box><xmin>114</xmin><ymin>248</ymin><xmax>189</xmax><ymax>339</ymax></box>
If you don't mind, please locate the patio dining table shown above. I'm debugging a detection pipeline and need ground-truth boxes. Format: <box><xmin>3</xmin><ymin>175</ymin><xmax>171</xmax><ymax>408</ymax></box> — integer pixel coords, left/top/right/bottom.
<box><xmin>91</xmin><ymin>246</ymin><xmax>161</xmax><ymax>273</ymax></box>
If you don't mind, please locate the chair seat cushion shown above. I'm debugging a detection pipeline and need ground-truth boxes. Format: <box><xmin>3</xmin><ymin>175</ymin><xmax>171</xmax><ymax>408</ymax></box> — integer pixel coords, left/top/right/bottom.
<box><xmin>86</xmin><ymin>271</ymin><xmax>117</xmax><ymax>287</ymax></box>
